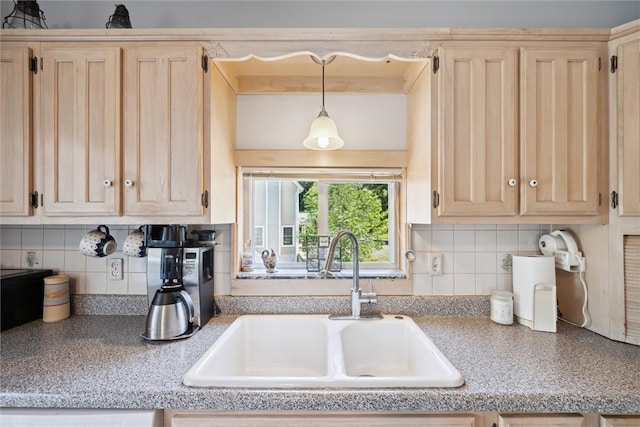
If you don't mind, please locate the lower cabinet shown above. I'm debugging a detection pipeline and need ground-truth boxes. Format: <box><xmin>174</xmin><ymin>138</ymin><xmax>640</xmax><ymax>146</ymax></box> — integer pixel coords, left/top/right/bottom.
<box><xmin>165</xmin><ymin>412</ymin><xmax>640</xmax><ymax>427</ymax></box>
<box><xmin>499</xmin><ymin>413</ymin><xmax>585</xmax><ymax>426</ymax></box>
<box><xmin>165</xmin><ymin>412</ymin><xmax>493</xmax><ymax>427</ymax></box>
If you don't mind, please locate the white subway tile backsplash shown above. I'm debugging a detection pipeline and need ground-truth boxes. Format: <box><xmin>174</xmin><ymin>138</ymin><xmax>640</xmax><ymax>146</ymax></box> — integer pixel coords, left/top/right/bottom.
<box><xmin>1</xmin><ymin>227</ymin><xmax>22</xmax><ymax>249</ymax></box>
<box><xmin>453</xmin><ymin>252</ymin><xmax>475</xmax><ymax>274</ymax></box>
<box><xmin>127</xmin><ymin>255</ymin><xmax>147</xmax><ymax>273</ymax></box>
<box><xmin>412</xmin><ymin>273</ymin><xmax>433</xmax><ymax>295</ymax></box>
<box><xmin>128</xmin><ymin>272</ymin><xmax>148</xmax><ymax>295</ymax></box>
<box><xmin>85</xmin><ymin>272</ymin><xmax>107</xmax><ymax>294</ymax></box>
<box><xmin>432</xmin><ymin>230</ymin><xmax>454</xmax><ymax>252</ymax></box>
<box><xmin>475</xmin><ymin>252</ymin><xmax>497</xmax><ymax>274</ymax></box>
<box><xmin>519</xmin><ymin>230</ymin><xmax>542</xmax><ymax>252</ymax></box>
<box><xmin>21</xmin><ymin>227</ymin><xmax>43</xmax><ymax>248</ymax></box>
<box><xmin>412</xmin><ymin>229</ymin><xmax>432</xmax><ymax>252</ymax></box>
<box><xmin>454</xmin><ymin>273</ymin><xmax>475</xmax><ymax>295</ymax></box>
<box><xmin>476</xmin><ymin>274</ymin><xmax>498</xmax><ymax>295</ymax></box>
<box><xmin>475</xmin><ymin>231</ymin><xmax>497</xmax><ymax>252</ymax></box>
<box><xmin>43</xmin><ymin>228</ymin><xmax>65</xmax><ymax>249</ymax></box>
<box><xmin>432</xmin><ymin>274</ymin><xmax>454</xmax><ymax>295</ymax></box>
<box><xmin>64</xmin><ymin>250</ymin><xmax>86</xmax><ymax>272</ymax></box>
<box><xmin>453</xmin><ymin>230</ymin><xmax>475</xmax><ymax>251</ymax></box>
<box><xmin>1</xmin><ymin>250</ymin><xmax>21</xmax><ymax>268</ymax></box>
<box><xmin>42</xmin><ymin>250</ymin><xmax>65</xmax><ymax>271</ymax></box>
<box><xmin>497</xmin><ymin>230</ymin><xmax>519</xmax><ymax>252</ymax></box>
<box><xmin>1</xmin><ymin>223</ymin><xmax>549</xmax><ymax>298</ymax></box>
<box><xmin>86</xmin><ymin>256</ymin><xmax>107</xmax><ymax>272</ymax></box>
<box><xmin>65</xmin><ymin>228</ymin><xmax>86</xmax><ymax>250</ymax></box>
<box><xmin>411</xmin><ymin>224</ymin><xmax>549</xmax><ymax>296</ymax></box>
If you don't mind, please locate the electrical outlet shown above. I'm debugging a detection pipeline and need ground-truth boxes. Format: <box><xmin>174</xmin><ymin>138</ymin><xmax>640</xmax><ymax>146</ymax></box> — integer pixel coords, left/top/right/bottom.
<box><xmin>427</xmin><ymin>252</ymin><xmax>443</xmax><ymax>276</ymax></box>
<box><xmin>110</xmin><ymin>258</ymin><xmax>123</xmax><ymax>281</ymax></box>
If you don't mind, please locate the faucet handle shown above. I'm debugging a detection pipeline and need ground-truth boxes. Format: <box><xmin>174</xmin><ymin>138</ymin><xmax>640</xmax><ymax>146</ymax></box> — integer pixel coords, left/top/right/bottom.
<box><xmin>360</xmin><ymin>291</ymin><xmax>377</xmax><ymax>304</ymax></box>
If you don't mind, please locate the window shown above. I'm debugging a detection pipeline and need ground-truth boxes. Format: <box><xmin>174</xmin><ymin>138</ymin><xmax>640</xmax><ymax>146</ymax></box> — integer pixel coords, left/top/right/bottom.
<box><xmin>282</xmin><ymin>226</ymin><xmax>294</xmax><ymax>247</ymax></box>
<box><xmin>254</xmin><ymin>226</ymin><xmax>264</xmax><ymax>248</ymax></box>
<box><xmin>243</xmin><ymin>168</ymin><xmax>400</xmax><ymax>270</ymax></box>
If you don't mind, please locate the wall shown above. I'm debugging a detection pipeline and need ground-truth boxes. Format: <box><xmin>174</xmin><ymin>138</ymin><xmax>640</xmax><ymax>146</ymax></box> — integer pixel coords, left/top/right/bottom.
<box><xmin>1</xmin><ymin>1</ymin><xmax>638</xmax><ymax>29</ymax></box>
<box><xmin>0</xmin><ymin>223</ymin><xmax>547</xmax><ymax>297</ymax></box>
<box><xmin>237</xmin><ymin>94</ymin><xmax>406</xmax><ymax>150</ymax></box>
<box><xmin>0</xmin><ymin>224</ymin><xmax>233</xmax><ymax>296</ymax></box>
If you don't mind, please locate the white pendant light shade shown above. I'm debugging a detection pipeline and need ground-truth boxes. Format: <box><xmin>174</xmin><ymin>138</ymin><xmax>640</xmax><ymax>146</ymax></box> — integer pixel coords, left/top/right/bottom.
<box><xmin>303</xmin><ymin>56</ymin><xmax>344</xmax><ymax>151</ymax></box>
<box><xmin>303</xmin><ymin>107</ymin><xmax>344</xmax><ymax>150</ymax></box>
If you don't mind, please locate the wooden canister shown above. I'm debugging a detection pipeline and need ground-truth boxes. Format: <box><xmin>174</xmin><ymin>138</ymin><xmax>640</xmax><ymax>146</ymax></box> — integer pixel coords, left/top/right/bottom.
<box><xmin>43</xmin><ymin>275</ymin><xmax>70</xmax><ymax>322</ymax></box>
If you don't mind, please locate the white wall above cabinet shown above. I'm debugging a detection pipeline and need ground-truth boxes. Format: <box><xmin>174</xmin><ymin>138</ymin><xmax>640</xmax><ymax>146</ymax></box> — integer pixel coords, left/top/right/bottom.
<box><xmin>236</xmin><ymin>94</ymin><xmax>407</xmax><ymax>150</ymax></box>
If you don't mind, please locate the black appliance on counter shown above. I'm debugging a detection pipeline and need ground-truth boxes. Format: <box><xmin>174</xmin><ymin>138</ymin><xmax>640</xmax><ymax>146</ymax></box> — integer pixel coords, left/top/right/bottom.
<box><xmin>1</xmin><ymin>269</ymin><xmax>54</xmax><ymax>331</ymax></box>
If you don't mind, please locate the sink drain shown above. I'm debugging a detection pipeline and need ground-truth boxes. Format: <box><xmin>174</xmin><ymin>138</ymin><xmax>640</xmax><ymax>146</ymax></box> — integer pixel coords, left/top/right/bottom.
<box><xmin>358</xmin><ymin>374</ymin><xmax>375</xmax><ymax>377</ymax></box>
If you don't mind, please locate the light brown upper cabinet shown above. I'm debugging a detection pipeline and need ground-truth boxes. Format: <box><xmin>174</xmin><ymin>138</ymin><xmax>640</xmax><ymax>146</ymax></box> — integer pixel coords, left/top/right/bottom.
<box><xmin>420</xmin><ymin>43</ymin><xmax>606</xmax><ymax>224</ymax></box>
<box><xmin>41</xmin><ymin>45</ymin><xmax>121</xmax><ymax>216</ymax></box>
<box><xmin>0</xmin><ymin>45</ymin><xmax>34</xmax><ymax>217</ymax></box>
<box><xmin>612</xmin><ymin>37</ymin><xmax>640</xmax><ymax>217</ymax></box>
<box><xmin>122</xmin><ymin>45</ymin><xmax>205</xmax><ymax>217</ymax></box>
<box><xmin>436</xmin><ymin>47</ymin><xmax>519</xmax><ymax>217</ymax></box>
<box><xmin>519</xmin><ymin>47</ymin><xmax>600</xmax><ymax>217</ymax></box>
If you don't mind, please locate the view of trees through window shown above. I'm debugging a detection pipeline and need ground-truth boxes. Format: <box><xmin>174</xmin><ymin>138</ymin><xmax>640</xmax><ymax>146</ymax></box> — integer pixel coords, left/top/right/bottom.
<box><xmin>249</xmin><ymin>176</ymin><xmax>394</xmax><ymax>268</ymax></box>
<box><xmin>298</xmin><ymin>182</ymin><xmax>390</xmax><ymax>263</ymax></box>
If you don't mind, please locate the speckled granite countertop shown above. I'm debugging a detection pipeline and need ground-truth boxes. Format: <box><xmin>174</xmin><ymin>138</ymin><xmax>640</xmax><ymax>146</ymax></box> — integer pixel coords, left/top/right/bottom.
<box><xmin>1</xmin><ymin>312</ymin><xmax>639</xmax><ymax>414</ymax></box>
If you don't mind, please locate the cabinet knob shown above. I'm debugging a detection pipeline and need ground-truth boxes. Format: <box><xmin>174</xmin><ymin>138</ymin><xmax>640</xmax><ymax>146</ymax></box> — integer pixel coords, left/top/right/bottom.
<box><xmin>529</xmin><ymin>179</ymin><xmax>538</xmax><ymax>187</ymax></box>
<box><xmin>103</xmin><ymin>180</ymin><xmax>112</xmax><ymax>187</ymax></box>
<box><xmin>507</xmin><ymin>178</ymin><xmax>517</xmax><ymax>187</ymax></box>
<box><xmin>125</xmin><ymin>179</ymin><xmax>134</xmax><ymax>187</ymax></box>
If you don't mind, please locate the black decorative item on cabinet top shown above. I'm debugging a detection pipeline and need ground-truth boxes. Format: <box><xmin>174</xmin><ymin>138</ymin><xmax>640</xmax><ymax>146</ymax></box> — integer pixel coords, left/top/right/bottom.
<box><xmin>106</xmin><ymin>4</ymin><xmax>132</xmax><ymax>28</ymax></box>
<box><xmin>2</xmin><ymin>0</ymin><xmax>47</xmax><ymax>29</ymax></box>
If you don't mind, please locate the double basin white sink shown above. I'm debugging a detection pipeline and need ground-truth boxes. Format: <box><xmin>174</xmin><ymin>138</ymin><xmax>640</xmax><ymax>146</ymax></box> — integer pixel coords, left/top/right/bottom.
<box><xmin>183</xmin><ymin>314</ymin><xmax>464</xmax><ymax>388</ymax></box>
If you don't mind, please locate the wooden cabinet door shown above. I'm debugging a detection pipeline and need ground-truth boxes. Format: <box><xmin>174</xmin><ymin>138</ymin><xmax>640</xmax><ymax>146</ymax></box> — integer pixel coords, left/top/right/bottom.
<box><xmin>437</xmin><ymin>47</ymin><xmax>519</xmax><ymax>217</ymax></box>
<box><xmin>615</xmin><ymin>38</ymin><xmax>640</xmax><ymax>216</ymax></box>
<box><xmin>167</xmin><ymin>412</ymin><xmax>483</xmax><ymax>426</ymax></box>
<box><xmin>499</xmin><ymin>414</ymin><xmax>584</xmax><ymax>426</ymax></box>
<box><xmin>520</xmin><ymin>47</ymin><xmax>600</xmax><ymax>216</ymax></box>
<box><xmin>0</xmin><ymin>46</ymin><xmax>34</xmax><ymax>216</ymax></box>
<box><xmin>41</xmin><ymin>46</ymin><xmax>121</xmax><ymax>216</ymax></box>
<box><xmin>123</xmin><ymin>45</ymin><xmax>204</xmax><ymax>217</ymax></box>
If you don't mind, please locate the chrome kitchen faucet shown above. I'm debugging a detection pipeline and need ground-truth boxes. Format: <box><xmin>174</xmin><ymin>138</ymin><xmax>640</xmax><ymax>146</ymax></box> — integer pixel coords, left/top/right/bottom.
<box><xmin>321</xmin><ymin>230</ymin><xmax>382</xmax><ymax>320</ymax></box>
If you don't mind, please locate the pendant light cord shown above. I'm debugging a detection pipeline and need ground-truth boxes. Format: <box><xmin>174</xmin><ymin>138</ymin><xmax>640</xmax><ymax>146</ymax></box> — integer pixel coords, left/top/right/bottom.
<box><xmin>321</xmin><ymin>61</ymin><xmax>326</xmax><ymax>109</ymax></box>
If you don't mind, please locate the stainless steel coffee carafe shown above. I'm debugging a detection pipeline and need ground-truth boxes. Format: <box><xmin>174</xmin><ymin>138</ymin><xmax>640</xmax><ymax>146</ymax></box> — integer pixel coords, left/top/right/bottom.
<box><xmin>143</xmin><ymin>284</ymin><xmax>195</xmax><ymax>340</ymax></box>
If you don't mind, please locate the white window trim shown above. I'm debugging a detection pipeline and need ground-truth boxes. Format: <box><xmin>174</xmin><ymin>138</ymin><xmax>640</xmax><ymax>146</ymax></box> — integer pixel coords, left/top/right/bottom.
<box><xmin>242</xmin><ymin>167</ymin><xmax>402</xmax><ymax>272</ymax></box>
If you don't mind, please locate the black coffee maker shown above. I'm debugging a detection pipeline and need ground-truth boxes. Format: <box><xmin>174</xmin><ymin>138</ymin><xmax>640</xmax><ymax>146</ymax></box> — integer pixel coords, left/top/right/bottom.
<box><xmin>142</xmin><ymin>246</ymin><xmax>196</xmax><ymax>341</ymax></box>
<box><xmin>142</xmin><ymin>225</ymin><xmax>216</xmax><ymax>341</ymax></box>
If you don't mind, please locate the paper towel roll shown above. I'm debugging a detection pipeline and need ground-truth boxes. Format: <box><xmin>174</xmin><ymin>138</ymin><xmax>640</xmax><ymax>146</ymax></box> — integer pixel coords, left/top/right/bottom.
<box><xmin>512</xmin><ymin>255</ymin><xmax>555</xmax><ymax>327</ymax></box>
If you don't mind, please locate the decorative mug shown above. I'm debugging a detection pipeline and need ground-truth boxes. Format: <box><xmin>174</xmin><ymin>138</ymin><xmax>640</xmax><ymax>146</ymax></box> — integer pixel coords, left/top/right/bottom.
<box><xmin>79</xmin><ymin>225</ymin><xmax>117</xmax><ymax>258</ymax></box>
<box><xmin>123</xmin><ymin>226</ymin><xmax>147</xmax><ymax>257</ymax></box>
<box><xmin>261</xmin><ymin>249</ymin><xmax>277</xmax><ymax>273</ymax></box>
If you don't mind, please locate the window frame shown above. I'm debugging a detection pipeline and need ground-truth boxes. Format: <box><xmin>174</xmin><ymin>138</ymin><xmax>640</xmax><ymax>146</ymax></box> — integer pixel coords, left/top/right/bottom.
<box><xmin>242</xmin><ymin>167</ymin><xmax>401</xmax><ymax>272</ymax></box>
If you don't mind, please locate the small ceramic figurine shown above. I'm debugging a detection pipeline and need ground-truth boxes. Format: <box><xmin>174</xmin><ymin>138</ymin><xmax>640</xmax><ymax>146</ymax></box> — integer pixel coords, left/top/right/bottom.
<box><xmin>261</xmin><ymin>249</ymin><xmax>277</xmax><ymax>273</ymax></box>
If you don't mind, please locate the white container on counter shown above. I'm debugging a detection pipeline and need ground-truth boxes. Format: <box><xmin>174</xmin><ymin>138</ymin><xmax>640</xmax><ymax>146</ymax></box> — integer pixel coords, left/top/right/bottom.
<box><xmin>490</xmin><ymin>290</ymin><xmax>514</xmax><ymax>325</ymax></box>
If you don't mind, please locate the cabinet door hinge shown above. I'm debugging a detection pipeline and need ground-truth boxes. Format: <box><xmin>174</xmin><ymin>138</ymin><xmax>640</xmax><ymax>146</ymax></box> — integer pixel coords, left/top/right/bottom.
<box><xmin>29</xmin><ymin>191</ymin><xmax>39</xmax><ymax>208</ymax></box>
<box><xmin>610</xmin><ymin>191</ymin><xmax>618</xmax><ymax>209</ymax></box>
<box><xmin>201</xmin><ymin>55</ymin><xmax>209</xmax><ymax>73</ymax></box>
<box><xmin>28</xmin><ymin>57</ymin><xmax>38</xmax><ymax>74</ymax></box>
<box><xmin>201</xmin><ymin>190</ymin><xmax>209</xmax><ymax>208</ymax></box>
<box><xmin>610</xmin><ymin>55</ymin><xmax>618</xmax><ymax>73</ymax></box>
<box><xmin>598</xmin><ymin>57</ymin><xmax>601</xmax><ymax>71</ymax></box>
<box><xmin>432</xmin><ymin>56</ymin><xmax>439</xmax><ymax>74</ymax></box>
<box><xmin>432</xmin><ymin>191</ymin><xmax>440</xmax><ymax>209</ymax></box>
